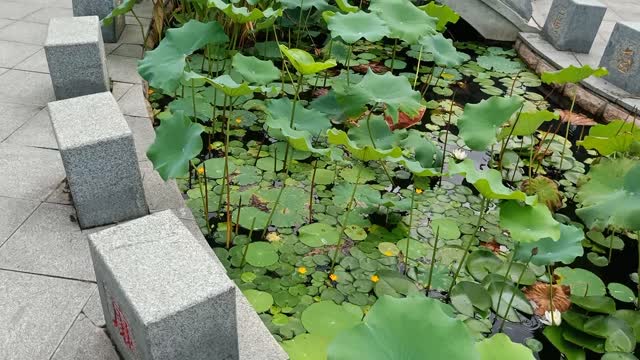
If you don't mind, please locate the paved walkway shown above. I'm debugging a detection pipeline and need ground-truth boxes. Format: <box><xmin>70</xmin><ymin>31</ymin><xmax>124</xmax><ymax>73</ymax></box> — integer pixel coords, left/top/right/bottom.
<box><xmin>0</xmin><ymin>1</ymin><xmax>195</xmax><ymax>358</ymax></box>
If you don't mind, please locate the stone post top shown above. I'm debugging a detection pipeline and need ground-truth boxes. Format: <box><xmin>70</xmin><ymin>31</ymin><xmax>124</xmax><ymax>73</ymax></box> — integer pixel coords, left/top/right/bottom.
<box><xmin>47</xmin><ymin>92</ymin><xmax>131</xmax><ymax>150</ymax></box>
<box><xmin>572</xmin><ymin>0</ymin><xmax>607</xmax><ymax>7</ymax></box>
<box><xmin>616</xmin><ymin>21</ymin><xmax>640</xmax><ymax>31</ymax></box>
<box><xmin>88</xmin><ymin>210</ymin><xmax>234</xmax><ymax>324</ymax></box>
<box><xmin>45</xmin><ymin>16</ymin><xmax>101</xmax><ymax>47</ymax></box>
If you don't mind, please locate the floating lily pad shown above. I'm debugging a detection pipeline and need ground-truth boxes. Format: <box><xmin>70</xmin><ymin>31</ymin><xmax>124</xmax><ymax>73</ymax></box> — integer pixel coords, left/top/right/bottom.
<box><xmin>301</xmin><ymin>301</ymin><xmax>362</xmax><ymax>340</ymax></box>
<box><xmin>298</xmin><ymin>223</ymin><xmax>340</xmax><ymax>247</ymax></box>
<box><xmin>243</xmin><ymin>289</ymin><xmax>274</xmax><ymax>313</ymax></box>
<box><xmin>245</xmin><ymin>242</ymin><xmax>279</xmax><ymax>267</ymax></box>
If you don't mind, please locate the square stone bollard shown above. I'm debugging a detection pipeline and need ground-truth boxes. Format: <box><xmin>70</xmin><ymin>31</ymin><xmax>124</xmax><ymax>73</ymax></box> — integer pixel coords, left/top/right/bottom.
<box><xmin>542</xmin><ymin>0</ymin><xmax>607</xmax><ymax>53</ymax></box>
<box><xmin>47</xmin><ymin>92</ymin><xmax>148</xmax><ymax>229</ymax></box>
<box><xmin>88</xmin><ymin>210</ymin><xmax>239</xmax><ymax>360</ymax></box>
<box><xmin>45</xmin><ymin>16</ymin><xmax>110</xmax><ymax>100</ymax></box>
<box><xmin>599</xmin><ymin>22</ymin><xmax>640</xmax><ymax>95</ymax></box>
<box><xmin>72</xmin><ymin>0</ymin><xmax>126</xmax><ymax>43</ymax></box>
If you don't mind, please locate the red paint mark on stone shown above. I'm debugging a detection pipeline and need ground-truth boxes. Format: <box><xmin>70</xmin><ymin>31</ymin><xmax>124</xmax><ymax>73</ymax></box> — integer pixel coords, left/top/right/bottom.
<box><xmin>112</xmin><ymin>298</ymin><xmax>136</xmax><ymax>351</ymax></box>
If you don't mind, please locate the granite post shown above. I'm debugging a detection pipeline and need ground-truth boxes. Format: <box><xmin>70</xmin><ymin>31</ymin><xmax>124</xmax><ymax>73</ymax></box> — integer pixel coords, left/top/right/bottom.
<box><xmin>72</xmin><ymin>0</ymin><xmax>126</xmax><ymax>43</ymax></box>
<box><xmin>47</xmin><ymin>92</ymin><xmax>148</xmax><ymax>229</ymax></box>
<box><xmin>45</xmin><ymin>16</ymin><xmax>110</xmax><ymax>100</ymax></box>
<box><xmin>87</xmin><ymin>210</ymin><xmax>239</xmax><ymax>360</ymax></box>
<box><xmin>599</xmin><ymin>22</ymin><xmax>640</xmax><ymax>96</ymax></box>
<box><xmin>542</xmin><ymin>0</ymin><xmax>607</xmax><ymax>53</ymax></box>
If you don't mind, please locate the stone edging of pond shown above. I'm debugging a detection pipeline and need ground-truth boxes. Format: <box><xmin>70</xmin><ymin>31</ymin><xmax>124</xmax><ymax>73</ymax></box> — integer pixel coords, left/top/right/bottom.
<box><xmin>515</xmin><ymin>34</ymin><xmax>640</xmax><ymax>123</ymax></box>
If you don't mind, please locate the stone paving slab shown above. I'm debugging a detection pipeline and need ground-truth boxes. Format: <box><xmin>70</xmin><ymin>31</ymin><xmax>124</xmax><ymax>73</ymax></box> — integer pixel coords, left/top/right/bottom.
<box><xmin>82</xmin><ymin>286</ymin><xmax>106</xmax><ymax>327</ymax></box>
<box><xmin>0</xmin><ymin>69</ymin><xmax>54</xmax><ymax>106</ymax></box>
<box><xmin>0</xmin><ymin>269</ymin><xmax>95</xmax><ymax>360</ymax></box>
<box><xmin>50</xmin><ymin>314</ymin><xmax>120</xmax><ymax>360</ymax></box>
<box><xmin>0</xmin><ymin>143</ymin><xmax>64</xmax><ymax>200</ymax></box>
<box><xmin>126</xmin><ymin>115</ymin><xmax>155</xmax><ymax>161</ymax></box>
<box><xmin>0</xmin><ymin>40</ymin><xmax>41</xmax><ymax>68</ymax></box>
<box><xmin>0</xmin><ymin>101</ymin><xmax>41</xmax><ymax>141</ymax></box>
<box><xmin>46</xmin><ymin>180</ymin><xmax>72</xmax><ymax>205</ymax></box>
<box><xmin>0</xmin><ymin>196</ymin><xmax>38</xmax><ymax>247</ymax></box>
<box><xmin>23</xmin><ymin>6</ymin><xmax>73</xmax><ymax>24</ymax></box>
<box><xmin>107</xmin><ymin>54</ymin><xmax>144</xmax><ymax>83</ymax></box>
<box><xmin>118</xmin><ymin>84</ymin><xmax>151</xmax><ymax>117</ymax></box>
<box><xmin>0</xmin><ymin>203</ymin><xmax>95</xmax><ymax>281</ymax></box>
<box><xmin>0</xmin><ymin>1</ymin><xmax>43</xmax><ymax>20</ymax></box>
<box><xmin>15</xmin><ymin>48</ymin><xmax>50</xmax><ymax>73</ymax></box>
<box><xmin>0</xmin><ymin>21</ymin><xmax>49</xmax><ymax>45</ymax></box>
<box><xmin>5</xmin><ymin>108</ymin><xmax>57</xmax><ymax>149</ymax></box>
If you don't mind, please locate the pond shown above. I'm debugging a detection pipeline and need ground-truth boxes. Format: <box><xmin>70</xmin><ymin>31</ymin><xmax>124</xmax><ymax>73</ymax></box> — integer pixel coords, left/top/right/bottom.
<box><xmin>130</xmin><ymin>0</ymin><xmax>640</xmax><ymax>359</ymax></box>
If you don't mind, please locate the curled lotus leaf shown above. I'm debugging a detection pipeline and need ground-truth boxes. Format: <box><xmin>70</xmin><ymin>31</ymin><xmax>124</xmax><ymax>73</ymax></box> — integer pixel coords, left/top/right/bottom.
<box><xmin>335</xmin><ymin>0</ymin><xmax>358</xmax><ymax>12</ymax></box>
<box><xmin>208</xmin><ymin>0</ymin><xmax>281</xmax><ymax>23</ymax></box>
<box><xmin>418</xmin><ymin>33</ymin><xmax>468</xmax><ymax>67</ymax></box>
<box><xmin>578</xmin><ymin>120</ymin><xmax>640</xmax><ymax>156</ymax></box>
<box><xmin>327</xmin><ymin>118</ymin><xmax>402</xmax><ymax>161</ymax></box>
<box><xmin>499</xmin><ymin>200</ymin><xmax>561</xmax><ymax>243</ymax></box>
<box><xmin>279</xmin><ymin>45</ymin><xmax>337</xmax><ymax>75</ymax></box>
<box><xmin>498</xmin><ymin>110</ymin><xmax>558</xmax><ymax>140</ymax></box>
<box><xmin>102</xmin><ymin>0</ymin><xmax>135</xmax><ymax>25</ymax></box>
<box><xmin>369</xmin><ymin>0</ymin><xmax>437</xmax><ymax>44</ymax></box>
<box><xmin>541</xmin><ymin>65</ymin><xmax>608</xmax><ymax>85</ymax></box>
<box><xmin>327</xmin><ymin>11</ymin><xmax>390</xmax><ymax>44</ymax></box>
<box><xmin>419</xmin><ymin>2</ymin><xmax>460</xmax><ymax>31</ymax></box>
<box><xmin>231</xmin><ymin>53</ymin><xmax>281</xmax><ymax>85</ymax></box>
<box><xmin>515</xmin><ymin>223</ymin><xmax>584</xmax><ymax>265</ymax></box>
<box><xmin>457</xmin><ymin>96</ymin><xmax>524</xmax><ymax>151</ymax></box>
<box><xmin>265</xmin><ymin>98</ymin><xmax>331</xmax><ymax>155</ymax></box>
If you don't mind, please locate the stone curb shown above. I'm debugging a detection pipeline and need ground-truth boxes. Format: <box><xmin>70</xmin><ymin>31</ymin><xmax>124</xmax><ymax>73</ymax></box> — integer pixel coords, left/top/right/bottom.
<box><xmin>516</xmin><ymin>34</ymin><xmax>640</xmax><ymax>123</ymax></box>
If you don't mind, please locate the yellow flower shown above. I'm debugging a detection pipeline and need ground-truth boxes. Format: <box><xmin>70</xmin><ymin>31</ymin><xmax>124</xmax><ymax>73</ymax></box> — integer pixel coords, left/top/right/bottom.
<box><xmin>415</xmin><ymin>188</ymin><xmax>423</xmax><ymax>194</ymax></box>
<box><xmin>196</xmin><ymin>167</ymin><xmax>205</xmax><ymax>175</ymax></box>
<box><xmin>383</xmin><ymin>250</ymin><xmax>394</xmax><ymax>256</ymax></box>
<box><xmin>297</xmin><ymin>267</ymin><xmax>307</xmax><ymax>275</ymax></box>
<box><xmin>208</xmin><ymin>143</ymin><xmax>215</xmax><ymax>151</ymax></box>
<box><xmin>370</xmin><ymin>275</ymin><xmax>379</xmax><ymax>283</ymax></box>
<box><xmin>329</xmin><ymin>273</ymin><xmax>338</xmax><ymax>281</ymax></box>
<box><xmin>266</xmin><ymin>232</ymin><xmax>281</xmax><ymax>242</ymax></box>
<box><xmin>235</xmin><ymin>118</ymin><xmax>242</xmax><ymax>124</ymax></box>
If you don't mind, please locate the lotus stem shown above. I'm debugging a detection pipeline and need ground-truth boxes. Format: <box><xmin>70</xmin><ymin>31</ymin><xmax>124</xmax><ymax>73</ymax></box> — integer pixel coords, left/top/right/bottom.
<box><xmin>558</xmin><ymin>93</ymin><xmax>577</xmax><ymax>171</ymax></box>
<box><xmin>234</xmin><ymin>197</ymin><xmax>242</xmax><ymax>235</ymax></box>
<box><xmin>192</xmin><ymin>160</ymin><xmax>211</xmax><ymax>234</ymax></box>
<box><xmin>295</xmin><ymin>0</ymin><xmax>305</xmax><ymax>47</ymax></box>
<box><xmin>636</xmin><ymin>233</ymin><xmax>640</xmax><ymax>310</ymax></box>
<box><xmin>323</xmin><ymin>38</ymin><xmax>333</xmax><ymax>87</ymax></box>
<box><xmin>499</xmin><ymin>250</ymin><xmax>534</xmax><ymax>332</ymax></box>
<box><xmin>608</xmin><ymin>231</ymin><xmax>615</xmax><ymax>264</ymax></box>
<box><xmin>439</xmin><ymin>93</ymin><xmax>455</xmax><ymax>186</ymax></box>
<box><xmin>203</xmin><ymin>161</ymin><xmax>210</xmax><ymax>233</ymax></box>
<box><xmin>130</xmin><ymin>10</ymin><xmax>147</xmax><ymax>51</ymax></box>
<box><xmin>426</xmin><ymin>226</ymin><xmax>440</xmax><ymax>292</ymax></box>
<box><xmin>421</xmin><ymin>66</ymin><xmax>446</xmax><ymax>98</ymax></box>
<box><xmin>261</xmin><ymin>183</ymin><xmax>286</xmax><ymax>239</ymax></box>
<box><xmin>498</xmin><ymin>104</ymin><xmax>524</xmax><ymax>171</ymax></box>
<box><xmin>509</xmin><ymin>71</ymin><xmax>523</xmax><ymax>97</ymax></box>
<box><xmin>309</xmin><ymin>159</ymin><xmax>318</xmax><ymax>223</ymax></box>
<box><xmin>282</xmin><ymin>72</ymin><xmax>304</xmax><ymax>172</ymax></box>
<box><xmin>547</xmin><ymin>266</ymin><xmax>556</xmax><ymax>325</ymax></box>
<box><xmin>240</xmin><ymin>218</ymin><xmax>257</xmax><ymax>267</ymax></box>
<box><xmin>413</xmin><ymin>45</ymin><xmax>423</xmax><ymax>89</ymax></box>
<box><xmin>404</xmin><ymin>185</ymin><xmax>417</xmax><ymax>274</ymax></box>
<box><xmin>533</xmin><ymin>120</ymin><xmax>563</xmax><ymax>175</ymax></box>
<box><xmin>330</xmin><ymin>160</ymin><xmax>364</xmax><ymax>272</ymax></box>
<box><xmin>495</xmin><ymin>244</ymin><xmax>519</xmax><ymax>315</ymax></box>
<box><xmin>346</xmin><ymin>44</ymin><xmax>352</xmax><ymax>86</ymax></box>
<box><xmin>448</xmin><ymin>197</ymin><xmax>488</xmax><ymax>295</ymax></box>
<box><xmin>390</xmin><ymin>39</ymin><xmax>398</xmax><ymax>71</ymax></box>
<box><xmin>528</xmin><ymin>134</ymin><xmax>534</xmax><ymax>177</ymax></box>
<box><xmin>224</xmin><ymin>107</ymin><xmax>233</xmax><ymax>249</ymax></box>
<box><xmin>217</xmin><ymin>95</ymin><xmax>229</xmax><ymax>213</ymax></box>
<box><xmin>254</xmin><ymin>142</ymin><xmax>262</xmax><ymax>166</ymax></box>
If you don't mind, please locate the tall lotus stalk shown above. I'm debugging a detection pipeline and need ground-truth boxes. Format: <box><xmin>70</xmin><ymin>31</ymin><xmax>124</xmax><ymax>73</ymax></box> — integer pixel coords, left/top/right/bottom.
<box><xmin>499</xmin><ymin>248</ymin><xmax>536</xmax><ymax>332</ymax></box>
<box><xmin>426</xmin><ymin>226</ymin><xmax>440</xmax><ymax>291</ymax></box>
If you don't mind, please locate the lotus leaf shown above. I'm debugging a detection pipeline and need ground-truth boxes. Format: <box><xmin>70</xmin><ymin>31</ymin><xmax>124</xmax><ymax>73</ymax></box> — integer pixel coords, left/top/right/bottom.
<box><xmin>279</xmin><ymin>0</ymin><xmax>330</xmax><ymax>11</ymax></box>
<box><xmin>499</xmin><ymin>200</ymin><xmax>561</xmax><ymax>242</ymax></box>
<box><xmin>327</xmin><ymin>11</ymin><xmax>390</xmax><ymax>44</ymax></box>
<box><xmin>450</xmin><ymin>281</ymin><xmax>491</xmax><ymax>316</ymax></box>
<box><xmin>208</xmin><ymin>0</ymin><xmax>280</xmax><ymax>23</ymax></box>
<box><xmin>282</xmin><ymin>333</ymin><xmax>330</xmax><ymax>360</ymax></box>
<box><xmin>571</xmin><ymin>295</ymin><xmax>616</xmax><ymax>314</ymax></box>
<box><xmin>498</xmin><ymin>110</ymin><xmax>558</xmax><ymax>139</ymax></box>
<box><xmin>418</xmin><ymin>33</ymin><xmax>467</xmax><ymax>67</ymax></box>
<box><xmin>243</xmin><ymin>289</ymin><xmax>274</xmax><ymax>313</ymax></box>
<box><xmin>476</xmin><ymin>333</ymin><xmax>535</xmax><ymax>360</ymax></box>
<box><xmin>466</xmin><ymin>249</ymin><xmax>502</xmax><ymax>281</ymax></box>
<box><xmin>102</xmin><ymin>0</ymin><xmax>135</xmax><ymax>25</ymax></box>
<box><xmin>514</xmin><ymin>224</ymin><xmax>584</xmax><ymax>265</ymax></box>
<box><xmin>543</xmin><ymin>326</ymin><xmax>586</xmax><ymax>360</ymax></box>
<box><xmin>298</xmin><ymin>223</ymin><xmax>340</xmax><ymax>247</ymax></box>
<box><xmin>601</xmin><ymin>353</ymin><xmax>639</xmax><ymax>360</ymax></box>
<box><xmin>575</xmin><ymin>158</ymin><xmax>640</xmax><ymax>231</ymax></box>
<box><xmin>146</xmin><ymin>111</ymin><xmax>204</xmax><ymax>180</ymax></box>
<box><xmin>301</xmin><ymin>301</ymin><xmax>362</xmax><ymax>340</ymax></box>
<box><xmin>476</xmin><ymin>55</ymin><xmax>523</xmax><ymax>74</ymax></box>
<box><xmin>608</xmin><ymin>283</ymin><xmax>636</xmax><ymax>303</ymax></box>
<box><xmin>456</xmin><ymin>96</ymin><xmax>524</xmax><ymax>151</ymax></box>
<box><xmin>369</xmin><ymin>0</ymin><xmax>437</xmax><ymax>44</ymax></box>
<box><xmin>231</xmin><ymin>53</ymin><xmax>281</xmax><ymax>85</ymax></box>
<box><xmin>138</xmin><ymin>20</ymin><xmax>228</xmax><ymax>94</ymax></box>
<box><xmin>419</xmin><ymin>2</ymin><xmax>460</xmax><ymax>31</ymax></box>
<box><xmin>430</xmin><ymin>218</ymin><xmax>460</xmax><ymax>240</ymax></box>
<box><xmin>245</xmin><ymin>242</ymin><xmax>279</xmax><ymax>267</ymax></box>
<box><xmin>448</xmin><ymin>159</ymin><xmax>532</xmax><ymax>202</ymax></box>
<box><xmin>613</xmin><ymin>310</ymin><xmax>640</xmax><ymax>342</ymax></box>
<box><xmin>584</xmin><ymin>315</ymin><xmax>636</xmax><ymax>353</ymax></box>
<box><xmin>488</xmin><ymin>281</ymin><xmax>533</xmax><ymax>322</ymax></box>
<box><xmin>327</xmin><ymin>296</ymin><xmax>477</xmax><ymax>360</ymax></box>
<box><xmin>555</xmin><ymin>267</ymin><xmax>606</xmax><ymax>296</ymax></box>
<box><xmin>279</xmin><ymin>45</ymin><xmax>337</xmax><ymax>75</ymax></box>
<box><xmin>335</xmin><ymin>0</ymin><xmax>358</xmax><ymax>12</ymax></box>
<box><xmin>541</xmin><ymin>65</ymin><xmax>608</xmax><ymax>85</ymax></box>
<box><xmin>578</xmin><ymin>120</ymin><xmax>640</xmax><ymax>156</ymax></box>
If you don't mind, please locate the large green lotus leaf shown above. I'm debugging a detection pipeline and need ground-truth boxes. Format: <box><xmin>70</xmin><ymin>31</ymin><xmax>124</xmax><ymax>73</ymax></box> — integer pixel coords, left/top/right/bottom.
<box><xmin>575</xmin><ymin>158</ymin><xmax>640</xmax><ymax>231</ymax></box>
<box><xmin>613</xmin><ymin>310</ymin><xmax>640</xmax><ymax>342</ymax></box>
<box><xmin>450</xmin><ymin>281</ymin><xmax>491</xmax><ymax>316</ymax></box>
<box><xmin>245</xmin><ymin>242</ymin><xmax>278</xmax><ymax>267</ymax></box>
<box><xmin>242</xmin><ymin>289</ymin><xmax>273</xmax><ymax>313</ymax></box>
<box><xmin>499</xmin><ymin>200</ymin><xmax>561</xmax><ymax>242</ymax></box>
<box><xmin>102</xmin><ymin>0</ymin><xmax>135</xmax><ymax>25</ymax></box>
<box><xmin>571</xmin><ymin>295</ymin><xmax>616</xmax><ymax>314</ymax></box>
<box><xmin>418</xmin><ymin>33</ymin><xmax>467</xmax><ymax>67</ymax></box>
<box><xmin>138</xmin><ymin>20</ymin><xmax>228</xmax><ymax>94</ymax></box>
<box><xmin>266</xmin><ymin>97</ymin><xmax>331</xmax><ymax>137</ymax></box>
<box><xmin>335</xmin><ymin>0</ymin><xmax>358</xmax><ymax>12</ymax></box>
<box><xmin>335</xmin><ymin>69</ymin><xmax>423</xmax><ymax>124</ymax></box>
<box><xmin>541</xmin><ymin>65</ymin><xmax>608</xmax><ymax>85</ymax></box>
<box><xmin>448</xmin><ymin>159</ymin><xmax>532</xmax><ymax>202</ymax></box>
<box><xmin>201</xmin><ymin>74</ymin><xmax>275</xmax><ymax>97</ymax></box>
<box><xmin>555</xmin><ymin>267</ymin><xmax>606</xmax><ymax>296</ymax></box>
<box><xmin>387</xmin><ymin>133</ymin><xmax>442</xmax><ymax>177</ymax></box>
<box><xmin>476</xmin><ymin>334</ymin><xmax>535</xmax><ymax>360</ymax></box>
<box><xmin>583</xmin><ymin>315</ymin><xmax>636</xmax><ymax>353</ymax></box>
<box><xmin>146</xmin><ymin>111</ymin><xmax>204</xmax><ymax>180</ymax></box>
<box><xmin>457</xmin><ymin>96</ymin><xmax>524</xmax><ymax>151</ymax></box>
<box><xmin>254</xmin><ymin>8</ymin><xmax>284</xmax><ymax>30</ymax></box>
<box><xmin>279</xmin><ymin>45</ymin><xmax>337</xmax><ymax>75</ymax></box>
<box><xmin>327</xmin><ymin>296</ymin><xmax>478</xmax><ymax>360</ymax></box>
<box><xmin>231</xmin><ymin>53</ymin><xmax>280</xmax><ymax>85</ymax></box>
<box><xmin>543</xmin><ymin>327</ymin><xmax>586</xmax><ymax>360</ymax></box>
<box><xmin>279</xmin><ymin>0</ymin><xmax>330</xmax><ymax>11</ymax></box>
<box><xmin>419</xmin><ymin>2</ymin><xmax>460</xmax><ymax>31</ymax></box>
<box><xmin>298</xmin><ymin>223</ymin><xmax>340</xmax><ymax>247</ymax></box>
<box><xmin>514</xmin><ymin>224</ymin><xmax>583</xmax><ymax>265</ymax></box>
<box><xmin>327</xmin><ymin>11</ymin><xmax>390</xmax><ymax>44</ymax></box>
<box><xmin>466</xmin><ymin>249</ymin><xmax>502</xmax><ymax>281</ymax></box>
<box><xmin>487</xmin><ymin>281</ymin><xmax>533</xmax><ymax>322</ymax></box>
<box><xmin>498</xmin><ymin>110</ymin><xmax>558</xmax><ymax>140</ymax></box>
<box><xmin>301</xmin><ymin>301</ymin><xmax>362</xmax><ymax>340</ymax></box>
<box><xmin>578</xmin><ymin>120</ymin><xmax>640</xmax><ymax>156</ymax></box>
<box><xmin>369</xmin><ymin>0</ymin><xmax>437</xmax><ymax>44</ymax></box>
<box><xmin>282</xmin><ymin>333</ymin><xmax>330</xmax><ymax>360</ymax></box>
<box><xmin>601</xmin><ymin>353</ymin><xmax>639</xmax><ymax>360</ymax></box>
<box><xmin>328</xmin><ymin>128</ymin><xmax>402</xmax><ymax>161</ymax></box>
<box><xmin>207</xmin><ymin>0</ymin><xmax>276</xmax><ymax>23</ymax></box>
